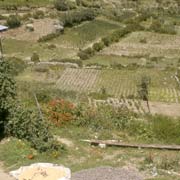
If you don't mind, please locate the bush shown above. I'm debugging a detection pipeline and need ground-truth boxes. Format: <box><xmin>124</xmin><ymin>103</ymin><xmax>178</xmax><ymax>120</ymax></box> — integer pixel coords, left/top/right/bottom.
<box><xmin>149</xmin><ymin>19</ymin><xmax>176</xmax><ymax>35</ymax></box>
<box><xmin>0</xmin><ymin>60</ymin><xmax>16</xmax><ymax>138</ymax></box>
<box><xmin>102</xmin><ymin>37</ymin><xmax>112</xmax><ymax>47</ymax></box>
<box><xmin>48</xmin><ymin>99</ymin><xmax>76</xmax><ymax>126</ymax></box>
<box><xmin>31</xmin><ymin>52</ymin><xmax>40</xmax><ymax>63</ymax></box>
<box><xmin>61</xmin><ymin>8</ymin><xmax>96</xmax><ymax>27</ymax></box>
<box><xmin>6</xmin><ymin>106</ymin><xmax>58</xmax><ymax>152</ymax></box>
<box><xmin>92</xmin><ymin>42</ymin><xmax>104</xmax><ymax>52</ymax></box>
<box><xmin>33</xmin><ymin>10</ymin><xmax>45</xmax><ymax>19</ymax></box>
<box><xmin>54</xmin><ymin>0</ymin><xmax>76</xmax><ymax>11</ymax></box>
<box><xmin>6</xmin><ymin>57</ymin><xmax>27</xmax><ymax>76</ymax></box>
<box><xmin>78</xmin><ymin>47</ymin><xmax>94</xmax><ymax>60</ymax></box>
<box><xmin>6</xmin><ymin>15</ymin><xmax>21</xmax><ymax>28</ymax></box>
<box><xmin>38</xmin><ymin>32</ymin><xmax>62</xmax><ymax>42</ymax></box>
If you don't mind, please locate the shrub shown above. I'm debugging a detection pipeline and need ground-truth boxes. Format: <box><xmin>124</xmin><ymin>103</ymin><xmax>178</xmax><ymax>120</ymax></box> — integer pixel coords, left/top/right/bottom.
<box><xmin>78</xmin><ymin>47</ymin><xmax>94</xmax><ymax>60</ymax></box>
<box><xmin>0</xmin><ymin>60</ymin><xmax>16</xmax><ymax>138</ymax></box>
<box><xmin>6</xmin><ymin>57</ymin><xmax>27</xmax><ymax>76</ymax></box>
<box><xmin>102</xmin><ymin>36</ymin><xmax>112</xmax><ymax>47</ymax></box>
<box><xmin>48</xmin><ymin>99</ymin><xmax>75</xmax><ymax>126</ymax></box>
<box><xmin>38</xmin><ymin>32</ymin><xmax>62</xmax><ymax>42</ymax></box>
<box><xmin>33</xmin><ymin>10</ymin><xmax>45</xmax><ymax>19</ymax></box>
<box><xmin>31</xmin><ymin>52</ymin><xmax>40</xmax><ymax>63</ymax></box>
<box><xmin>6</xmin><ymin>105</ymin><xmax>58</xmax><ymax>152</ymax></box>
<box><xmin>6</xmin><ymin>15</ymin><xmax>21</xmax><ymax>28</ymax></box>
<box><xmin>61</xmin><ymin>8</ymin><xmax>96</xmax><ymax>27</ymax></box>
<box><xmin>93</xmin><ymin>42</ymin><xmax>104</xmax><ymax>52</ymax></box>
<box><xmin>54</xmin><ymin>0</ymin><xmax>76</xmax><ymax>11</ymax></box>
<box><xmin>149</xmin><ymin>19</ymin><xmax>176</xmax><ymax>34</ymax></box>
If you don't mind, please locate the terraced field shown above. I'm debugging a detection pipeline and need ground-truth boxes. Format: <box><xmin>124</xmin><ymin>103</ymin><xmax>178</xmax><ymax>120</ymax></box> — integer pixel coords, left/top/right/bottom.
<box><xmin>101</xmin><ymin>31</ymin><xmax>180</xmax><ymax>58</ymax></box>
<box><xmin>56</xmin><ymin>68</ymin><xmax>180</xmax><ymax>103</ymax></box>
<box><xmin>56</xmin><ymin>68</ymin><xmax>100</xmax><ymax>92</ymax></box>
<box><xmin>50</xmin><ymin>18</ymin><xmax>122</xmax><ymax>49</ymax></box>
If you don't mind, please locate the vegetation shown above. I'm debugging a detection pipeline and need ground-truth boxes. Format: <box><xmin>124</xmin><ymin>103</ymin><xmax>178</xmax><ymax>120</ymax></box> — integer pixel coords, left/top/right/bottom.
<box><xmin>61</xmin><ymin>8</ymin><xmax>97</xmax><ymax>27</ymax></box>
<box><xmin>6</xmin><ymin>15</ymin><xmax>21</xmax><ymax>28</ymax></box>
<box><xmin>54</xmin><ymin>0</ymin><xmax>76</xmax><ymax>11</ymax></box>
<box><xmin>1</xmin><ymin>0</ymin><xmax>180</xmax><ymax>179</ymax></box>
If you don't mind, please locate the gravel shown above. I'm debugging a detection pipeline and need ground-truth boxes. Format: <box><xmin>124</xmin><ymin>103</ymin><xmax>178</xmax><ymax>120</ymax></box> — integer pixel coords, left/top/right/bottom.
<box><xmin>72</xmin><ymin>166</ymin><xmax>144</xmax><ymax>180</ymax></box>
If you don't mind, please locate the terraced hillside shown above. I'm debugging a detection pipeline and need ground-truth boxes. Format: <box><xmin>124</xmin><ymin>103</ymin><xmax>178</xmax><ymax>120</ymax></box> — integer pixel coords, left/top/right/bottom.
<box><xmin>55</xmin><ymin>68</ymin><xmax>180</xmax><ymax>103</ymax></box>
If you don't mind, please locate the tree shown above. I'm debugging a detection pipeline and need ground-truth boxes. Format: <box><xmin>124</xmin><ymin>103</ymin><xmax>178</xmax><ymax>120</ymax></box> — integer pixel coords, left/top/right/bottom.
<box><xmin>0</xmin><ymin>59</ymin><xmax>16</xmax><ymax>138</ymax></box>
<box><xmin>137</xmin><ymin>75</ymin><xmax>151</xmax><ymax>112</ymax></box>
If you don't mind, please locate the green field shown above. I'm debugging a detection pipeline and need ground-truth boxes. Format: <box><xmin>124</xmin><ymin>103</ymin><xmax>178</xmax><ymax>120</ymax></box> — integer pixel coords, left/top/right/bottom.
<box><xmin>50</xmin><ymin>18</ymin><xmax>122</xmax><ymax>49</ymax></box>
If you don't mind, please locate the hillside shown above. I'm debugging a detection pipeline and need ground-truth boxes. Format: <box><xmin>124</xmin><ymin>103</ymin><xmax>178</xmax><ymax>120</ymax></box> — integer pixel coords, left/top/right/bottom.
<box><xmin>0</xmin><ymin>0</ymin><xmax>180</xmax><ymax>180</ymax></box>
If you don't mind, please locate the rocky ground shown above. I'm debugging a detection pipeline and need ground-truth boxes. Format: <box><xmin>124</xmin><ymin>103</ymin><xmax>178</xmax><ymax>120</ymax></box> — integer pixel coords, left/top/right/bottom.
<box><xmin>72</xmin><ymin>166</ymin><xmax>144</xmax><ymax>180</ymax></box>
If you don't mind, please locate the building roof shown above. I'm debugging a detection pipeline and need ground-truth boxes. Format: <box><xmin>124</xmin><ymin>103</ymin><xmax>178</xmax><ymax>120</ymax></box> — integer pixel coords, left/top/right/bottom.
<box><xmin>0</xmin><ymin>25</ymin><xmax>8</xmax><ymax>32</ymax></box>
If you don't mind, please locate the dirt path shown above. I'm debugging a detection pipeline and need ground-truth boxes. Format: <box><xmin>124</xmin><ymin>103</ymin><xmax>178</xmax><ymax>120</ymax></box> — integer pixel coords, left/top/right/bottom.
<box><xmin>0</xmin><ymin>164</ymin><xmax>15</xmax><ymax>180</ymax></box>
<box><xmin>0</xmin><ymin>170</ymin><xmax>15</xmax><ymax>180</ymax></box>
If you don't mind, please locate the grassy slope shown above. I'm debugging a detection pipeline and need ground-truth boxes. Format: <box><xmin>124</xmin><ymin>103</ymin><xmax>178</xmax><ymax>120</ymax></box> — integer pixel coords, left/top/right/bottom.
<box><xmin>50</xmin><ymin>18</ymin><xmax>122</xmax><ymax>49</ymax></box>
<box><xmin>0</xmin><ymin>0</ymin><xmax>51</xmax><ymax>7</ymax></box>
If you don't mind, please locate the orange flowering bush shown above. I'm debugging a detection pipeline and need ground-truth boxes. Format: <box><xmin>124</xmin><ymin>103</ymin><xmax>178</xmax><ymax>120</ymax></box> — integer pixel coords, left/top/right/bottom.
<box><xmin>48</xmin><ymin>99</ymin><xmax>75</xmax><ymax>126</ymax></box>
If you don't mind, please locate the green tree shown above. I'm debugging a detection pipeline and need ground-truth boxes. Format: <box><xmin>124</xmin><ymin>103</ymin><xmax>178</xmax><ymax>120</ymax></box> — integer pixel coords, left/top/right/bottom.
<box><xmin>137</xmin><ymin>75</ymin><xmax>151</xmax><ymax>112</ymax></box>
<box><xmin>0</xmin><ymin>59</ymin><xmax>16</xmax><ymax>138</ymax></box>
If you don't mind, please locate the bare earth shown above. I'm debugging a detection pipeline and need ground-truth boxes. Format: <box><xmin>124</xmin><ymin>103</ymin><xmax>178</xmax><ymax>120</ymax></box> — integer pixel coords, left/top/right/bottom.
<box><xmin>1</xmin><ymin>18</ymin><xmax>58</xmax><ymax>41</ymax></box>
<box><xmin>72</xmin><ymin>166</ymin><xmax>144</xmax><ymax>180</ymax></box>
<box><xmin>0</xmin><ymin>169</ymin><xmax>15</xmax><ymax>180</ymax></box>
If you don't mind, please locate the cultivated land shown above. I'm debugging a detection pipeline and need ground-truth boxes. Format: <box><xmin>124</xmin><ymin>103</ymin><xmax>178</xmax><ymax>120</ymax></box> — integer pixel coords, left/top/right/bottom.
<box><xmin>1</xmin><ymin>0</ymin><xmax>180</xmax><ymax>180</ymax></box>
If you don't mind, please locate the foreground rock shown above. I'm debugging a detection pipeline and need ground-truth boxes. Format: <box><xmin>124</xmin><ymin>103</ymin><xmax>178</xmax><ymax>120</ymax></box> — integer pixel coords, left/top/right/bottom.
<box><xmin>72</xmin><ymin>167</ymin><xmax>144</xmax><ymax>180</ymax></box>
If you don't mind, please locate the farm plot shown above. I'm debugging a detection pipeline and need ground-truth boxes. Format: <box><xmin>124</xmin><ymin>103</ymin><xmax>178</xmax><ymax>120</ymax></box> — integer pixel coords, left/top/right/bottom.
<box><xmin>84</xmin><ymin>55</ymin><xmax>144</xmax><ymax>66</ymax></box>
<box><xmin>56</xmin><ymin>68</ymin><xmax>100</xmax><ymax>92</ymax></box>
<box><xmin>3</xmin><ymin>38</ymin><xmax>76</xmax><ymax>60</ymax></box>
<box><xmin>95</xmin><ymin>69</ymin><xmax>180</xmax><ymax>103</ymax></box>
<box><xmin>50</xmin><ymin>18</ymin><xmax>121</xmax><ymax>49</ymax></box>
<box><xmin>101</xmin><ymin>31</ymin><xmax>180</xmax><ymax>58</ymax></box>
<box><xmin>56</xmin><ymin>68</ymin><xmax>180</xmax><ymax>103</ymax></box>
<box><xmin>1</xmin><ymin>18</ymin><xmax>59</xmax><ymax>42</ymax></box>
<box><xmin>91</xmin><ymin>97</ymin><xmax>180</xmax><ymax>117</ymax></box>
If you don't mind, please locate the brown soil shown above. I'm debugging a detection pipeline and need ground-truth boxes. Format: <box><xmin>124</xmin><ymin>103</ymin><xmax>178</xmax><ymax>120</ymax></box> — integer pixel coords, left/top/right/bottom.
<box><xmin>1</xmin><ymin>18</ymin><xmax>58</xmax><ymax>41</ymax></box>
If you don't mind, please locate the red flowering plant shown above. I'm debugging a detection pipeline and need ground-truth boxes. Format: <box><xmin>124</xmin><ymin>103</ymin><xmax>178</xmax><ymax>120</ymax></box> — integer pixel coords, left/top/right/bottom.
<box><xmin>48</xmin><ymin>99</ymin><xmax>76</xmax><ymax>126</ymax></box>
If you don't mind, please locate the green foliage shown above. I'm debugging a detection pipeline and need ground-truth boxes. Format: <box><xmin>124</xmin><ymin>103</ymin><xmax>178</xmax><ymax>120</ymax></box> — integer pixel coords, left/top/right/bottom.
<box><xmin>6</xmin><ymin>15</ymin><xmax>21</xmax><ymax>28</ymax></box>
<box><xmin>78</xmin><ymin>47</ymin><xmax>95</xmax><ymax>60</ymax></box>
<box><xmin>73</xmin><ymin>104</ymin><xmax>133</xmax><ymax>131</ymax></box>
<box><xmin>6</xmin><ymin>57</ymin><xmax>27</xmax><ymax>76</ymax></box>
<box><xmin>61</xmin><ymin>8</ymin><xmax>96</xmax><ymax>27</ymax></box>
<box><xmin>0</xmin><ymin>60</ymin><xmax>16</xmax><ymax>137</ymax></box>
<box><xmin>54</xmin><ymin>0</ymin><xmax>76</xmax><ymax>11</ymax></box>
<box><xmin>38</xmin><ymin>32</ymin><xmax>62</xmax><ymax>42</ymax></box>
<box><xmin>6</xmin><ymin>105</ymin><xmax>57</xmax><ymax>152</ymax></box>
<box><xmin>92</xmin><ymin>42</ymin><xmax>104</xmax><ymax>52</ymax></box>
<box><xmin>151</xmin><ymin>115</ymin><xmax>180</xmax><ymax>144</ymax></box>
<box><xmin>149</xmin><ymin>19</ymin><xmax>176</xmax><ymax>35</ymax></box>
<box><xmin>31</xmin><ymin>52</ymin><xmax>40</xmax><ymax>63</ymax></box>
<box><xmin>33</xmin><ymin>10</ymin><xmax>45</xmax><ymax>19</ymax></box>
<box><xmin>101</xmin><ymin>36</ymin><xmax>111</xmax><ymax>47</ymax></box>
